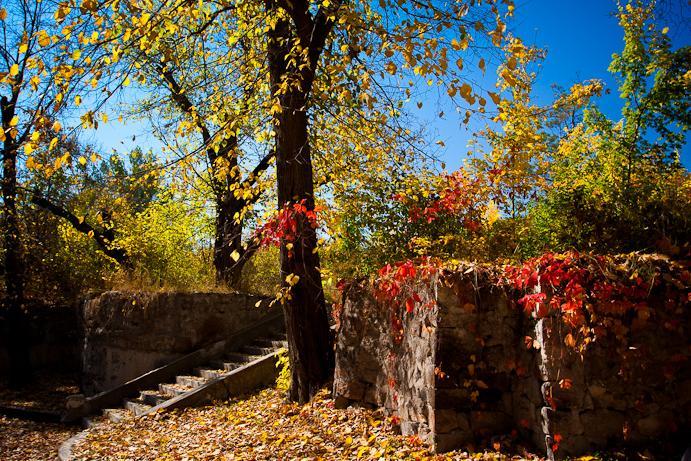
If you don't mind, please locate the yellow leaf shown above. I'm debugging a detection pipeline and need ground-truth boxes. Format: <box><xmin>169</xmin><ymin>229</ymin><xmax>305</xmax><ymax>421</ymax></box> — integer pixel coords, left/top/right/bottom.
<box><xmin>9</xmin><ymin>115</ymin><xmax>19</xmax><ymax>127</ymax></box>
<box><xmin>74</xmin><ymin>95</ymin><xmax>82</xmax><ymax>106</ymax></box>
<box><xmin>459</xmin><ymin>83</ymin><xmax>472</xmax><ymax>100</ymax></box>
<box><xmin>0</xmin><ymin>8</ymin><xmax>6</xmax><ymax>21</ymax></box>
<box><xmin>230</xmin><ymin>250</ymin><xmax>240</xmax><ymax>262</ymax></box>
<box><xmin>78</xmin><ymin>156</ymin><xmax>87</xmax><ymax>166</ymax></box>
<box><xmin>9</xmin><ymin>64</ymin><xmax>19</xmax><ymax>77</ymax></box>
<box><xmin>484</xmin><ymin>200</ymin><xmax>499</xmax><ymax>226</ymax></box>
<box><xmin>19</xmin><ymin>43</ymin><xmax>28</xmax><ymax>54</ymax></box>
<box><xmin>662</xmin><ymin>27</ymin><xmax>669</xmax><ymax>35</ymax></box>
<box><xmin>52</xmin><ymin>121</ymin><xmax>62</xmax><ymax>131</ymax></box>
<box><xmin>49</xmin><ymin>137</ymin><xmax>58</xmax><ymax>151</ymax></box>
<box><xmin>29</xmin><ymin>75</ymin><xmax>40</xmax><ymax>90</ymax></box>
<box><xmin>385</xmin><ymin>61</ymin><xmax>397</xmax><ymax>75</ymax></box>
<box><xmin>54</xmin><ymin>4</ymin><xmax>71</xmax><ymax>21</ymax></box>
<box><xmin>38</xmin><ymin>30</ymin><xmax>51</xmax><ymax>47</ymax></box>
<box><xmin>81</xmin><ymin>0</ymin><xmax>98</xmax><ymax>13</ymax></box>
<box><xmin>24</xmin><ymin>143</ymin><xmax>34</xmax><ymax>155</ymax></box>
<box><xmin>71</xmin><ymin>49</ymin><xmax>81</xmax><ymax>60</ymax></box>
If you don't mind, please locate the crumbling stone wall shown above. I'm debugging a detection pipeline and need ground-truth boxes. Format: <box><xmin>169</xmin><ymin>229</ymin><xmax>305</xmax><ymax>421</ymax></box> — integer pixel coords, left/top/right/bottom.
<box><xmin>82</xmin><ymin>291</ymin><xmax>276</xmax><ymax>394</ymax></box>
<box><xmin>333</xmin><ymin>266</ymin><xmax>690</xmax><ymax>459</ymax></box>
<box><xmin>0</xmin><ymin>302</ymin><xmax>81</xmax><ymax>374</ymax></box>
<box><xmin>534</xmin><ymin>300</ymin><xmax>691</xmax><ymax>457</ymax></box>
<box><xmin>333</xmin><ymin>280</ymin><xmax>438</xmax><ymax>444</ymax></box>
<box><xmin>435</xmin><ymin>273</ymin><xmax>538</xmax><ymax>452</ymax></box>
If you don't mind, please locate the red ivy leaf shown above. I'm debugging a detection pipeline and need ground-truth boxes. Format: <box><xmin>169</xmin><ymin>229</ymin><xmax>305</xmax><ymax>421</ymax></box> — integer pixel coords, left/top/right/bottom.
<box><xmin>405</xmin><ymin>297</ymin><xmax>415</xmax><ymax>313</ymax></box>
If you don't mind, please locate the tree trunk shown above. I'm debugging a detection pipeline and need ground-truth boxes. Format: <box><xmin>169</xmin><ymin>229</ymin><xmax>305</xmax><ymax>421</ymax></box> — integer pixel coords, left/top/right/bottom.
<box><xmin>1</xmin><ymin>123</ymin><xmax>32</xmax><ymax>388</ymax></box>
<box><xmin>267</xmin><ymin>7</ymin><xmax>334</xmax><ymax>403</ymax></box>
<box><xmin>214</xmin><ymin>196</ymin><xmax>252</xmax><ymax>288</ymax></box>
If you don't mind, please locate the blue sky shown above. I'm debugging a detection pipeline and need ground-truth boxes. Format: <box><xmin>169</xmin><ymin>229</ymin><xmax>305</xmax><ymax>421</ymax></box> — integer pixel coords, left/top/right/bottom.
<box><xmin>431</xmin><ymin>0</ymin><xmax>690</xmax><ymax>170</ymax></box>
<box><xmin>92</xmin><ymin>0</ymin><xmax>690</xmax><ymax>169</ymax></box>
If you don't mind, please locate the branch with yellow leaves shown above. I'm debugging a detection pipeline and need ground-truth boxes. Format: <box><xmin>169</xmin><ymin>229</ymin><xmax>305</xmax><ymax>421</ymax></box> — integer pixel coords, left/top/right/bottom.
<box><xmin>29</xmin><ymin>191</ymin><xmax>131</xmax><ymax>267</ymax></box>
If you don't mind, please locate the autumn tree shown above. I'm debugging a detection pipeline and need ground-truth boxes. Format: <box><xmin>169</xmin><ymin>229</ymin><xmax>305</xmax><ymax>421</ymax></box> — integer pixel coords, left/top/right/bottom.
<box><xmin>126</xmin><ymin>13</ymin><xmax>276</xmax><ymax>287</ymax></box>
<box><xmin>0</xmin><ymin>0</ymin><xmax>109</xmax><ymax>385</ymax></box>
<box><xmin>72</xmin><ymin>0</ymin><xmax>513</xmax><ymax>401</ymax></box>
<box><xmin>540</xmin><ymin>0</ymin><xmax>690</xmax><ymax>252</ymax></box>
<box><xmin>262</xmin><ymin>0</ymin><xmax>514</xmax><ymax>401</ymax></box>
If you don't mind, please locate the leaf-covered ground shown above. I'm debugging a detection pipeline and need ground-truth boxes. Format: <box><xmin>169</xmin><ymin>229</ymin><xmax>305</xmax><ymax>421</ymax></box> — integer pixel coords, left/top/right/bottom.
<box><xmin>0</xmin><ymin>371</ymin><xmax>80</xmax><ymax>412</ymax></box>
<box><xmin>0</xmin><ymin>415</ymin><xmax>79</xmax><ymax>461</ymax></box>
<box><xmin>72</xmin><ymin>388</ymin><xmax>546</xmax><ymax>460</ymax></box>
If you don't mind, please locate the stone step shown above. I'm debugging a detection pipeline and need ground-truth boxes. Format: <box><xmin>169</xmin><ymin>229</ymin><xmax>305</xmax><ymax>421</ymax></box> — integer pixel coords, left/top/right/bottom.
<box><xmin>159</xmin><ymin>382</ymin><xmax>193</xmax><ymax>397</ymax></box>
<box><xmin>241</xmin><ymin>346</ymin><xmax>275</xmax><ymax>356</ymax></box>
<box><xmin>176</xmin><ymin>375</ymin><xmax>207</xmax><ymax>388</ymax></box>
<box><xmin>225</xmin><ymin>352</ymin><xmax>262</xmax><ymax>364</ymax></box>
<box><xmin>195</xmin><ymin>368</ymin><xmax>229</xmax><ymax>380</ymax></box>
<box><xmin>123</xmin><ymin>398</ymin><xmax>153</xmax><ymax>416</ymax></box>
<box><xmin>103</xmin><ymin>408</ymin><xmax>129</xmax><ymax>423</ymax></box>
<box><xmin>139</xmin><ymin>390</ymin><xmax>169</xmax><ymax>407</ymax></box>
<box><xmin>252</xmin><ymin>338</ymin><xmax>288</xmax><ymax>349</ymax></box>
<box><xmin>210</xmin><ymin>360</ymin><xmax>244</xmax><ymax>372</ymax></box>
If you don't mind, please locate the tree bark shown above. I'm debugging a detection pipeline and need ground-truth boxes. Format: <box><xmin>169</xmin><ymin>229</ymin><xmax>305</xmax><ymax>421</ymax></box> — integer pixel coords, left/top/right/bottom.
<box><xmin>214</xmin><ymin>197</ymin><xmax>252</xmax><ymax>287</ymax></box>
<box><xmin>1</xmin><ymin>96</ymin><xmax>32</xmax><ymax>388</ymax></box>
<box><xmin>267</xmin><ymin>1</ymin><xmax>334</xmax><ymax>403</ymax></box>
<box><xmin>160</xmin><ymin>67</ymin><xmax>274</xmax><ymax>288</ymax></box>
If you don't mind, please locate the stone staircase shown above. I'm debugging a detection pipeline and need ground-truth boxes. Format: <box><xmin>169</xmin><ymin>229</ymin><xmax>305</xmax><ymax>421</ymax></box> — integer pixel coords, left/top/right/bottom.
<box><xmin>88</xmin><ymin>334</ymin><xmax>287</xmax><ymax>423</ymax></box>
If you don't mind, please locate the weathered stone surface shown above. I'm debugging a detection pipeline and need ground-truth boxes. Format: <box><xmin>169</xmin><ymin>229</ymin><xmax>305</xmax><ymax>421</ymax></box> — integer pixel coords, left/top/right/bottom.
<box><xmin>82</xmin><ymin>291</ymin><xmax>275</xmax><ymax>394</ymax></box>
<box><xmin>333</xmin><ymin>264</ymin><xmax>691</xmax><ymax>459</ymax></box>
<box><xmin>0</xmin><ymin>302</ymin><xmax>81</xmax><ymax>374</ymax></box>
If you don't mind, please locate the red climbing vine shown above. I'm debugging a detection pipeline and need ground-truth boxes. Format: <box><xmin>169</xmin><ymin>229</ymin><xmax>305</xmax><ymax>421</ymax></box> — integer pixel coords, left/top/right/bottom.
<box><xmin>373</xmin><ymin>257</ymin><xmax>441</xmax><ymax>342</ymax></box>
<box><xmin>504</xmin><ymin>251</ymin><xmax>690</xmax><ymax>361</ymax></box>
<box><xmin>256</xmin><ymin>199</ymin><xmax>320</xmax><ymax>256</ymax></box>
<box><xmin>393</xmin><ymin>170</ymin><xmax>488</xmax><ymax>231</ymax></box>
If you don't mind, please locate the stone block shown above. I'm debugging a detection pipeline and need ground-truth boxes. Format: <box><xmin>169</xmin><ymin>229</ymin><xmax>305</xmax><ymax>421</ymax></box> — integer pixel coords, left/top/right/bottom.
<box><xmin>435</xmin><ymin>431</ymin><xmax>472</xmax><ymax>453</ymax></box>
<box><xmin>540</xmin><ymin>407</ymin><xmax>584</xmax><ymax>436</ymax></box>
<box><xmin>636</xmin><ymin>410</ymin><xmax>675</xmax><ymax>437</ymax></box>
<box><xmin>435</xmin><ymin>409</ymin><xmax>470</xmax><ymax>433</ymax></box>
<box><xmin>470</xmin><ymin>411</ymin><xmax>512</xmax><ymax>436</ymax></box>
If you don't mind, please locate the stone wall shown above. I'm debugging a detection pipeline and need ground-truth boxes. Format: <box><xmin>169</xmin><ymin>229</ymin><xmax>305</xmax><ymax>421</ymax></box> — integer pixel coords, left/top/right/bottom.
<box><xmin>333</xmin><ymin>265</ymin><xmax>690</xmax><ymax>459</ymax></box>
<box><xmin>434</xmin><ymin>273</ymin><xmax>537</xmax><ymax>452</ymax></box>
<box><xmin>333</xmin><ymin>279</ymin><xmax>438</xmax><ymax>444</ymax></box>
<box><xmin>0</xmin><ymin>303</ymin><xmax>81</xmax><ymax>375</ymax></box>
<box><xmin>82</xmin><ymin>291</ymin><xmax>277</xmax><ymax>394</ymax></box>
<box><xmin>534</xmin><ymin>299</ymin><xmax>691</xmax><ymax>457</ymax></box>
